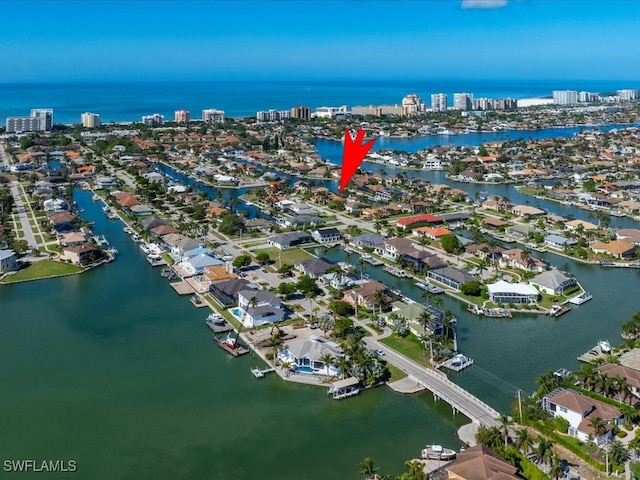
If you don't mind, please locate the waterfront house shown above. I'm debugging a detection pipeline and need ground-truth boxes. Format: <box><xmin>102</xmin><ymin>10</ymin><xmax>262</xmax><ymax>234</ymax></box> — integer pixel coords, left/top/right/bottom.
<box><xmin>179</xmin><ymin>252</ymin><xmax>223</xmax><ymax>277</ymax></box>
<box><xmin>499</xmin><ymin>249</ymin><xmax>548</xmax><ymax>272</ymax></box>
<box><xmin>542</xmin><ymin>388</ymin><xmax>622</xmax><ymax>445</ymax></box>
<box><xmin>480</xmin><ymin>217</ymin><xmax>509</xmax><ymax>229</ymax></box>
<box><xmin>399</xmin><ymin>248</ymin><xmax>441</xmax><ymax>273</ymax></box>
<box><xmin>237</xmin><ymin>289</ymin><xmax>284</xmax><ymax>327</ymax></box>
<box><xmin>58</xmin><ymin>232</ymin><xmax>90</xmax><ymax>247</ymax></box>
<box><xmin>267</xmin><ymin>232</ymin><xmax>314</xmax><ymax>250</ymax></box>
<box><xmin>351</xmin><ymin>233</ymin><xmax>385</xmax><ymax>250</ymax></box>
<box><xmin>544</xmin><ymin>234</ymin><xmax>578</xmax><ymax>250</ymax></box>
<box><xmin>504</xmin><ymin>224</ymin><xmax>535</xmax><ymax>240</ymax></box>
<box><xmin>529</xmin><ymin>270</ymin><xmax>577</xmax><ymax>296</ymax></box>
<box><xmin>412</xmin><ymin>226</ymin><xmax>452</xmax><ymax>241</ymax></box>
<box><xmin>591</xmin><ymin>240</ymin><xmax>636</xmax><ymax>259</ymax></box>
<box><xmin>511</xmin><ymin>204</ymin><xmax>546</xmax><ymax>217</ymax></box>
<box><xmin>161</xmin><ymin>233</ymin><xmax>201</xmax><ymax>258</ymax></box>
<box><xmin>320</xmin><ymin>271</ymin><xmax>355</xmax><ymax>290</ymax></box>
<box><xmin>616</xmin><ymin>229</ymin><xmax>640</xmax><ymax>245</ymax></box>
<box><xmin>439</xmin><ymin>445</ymin><xmax>522</xmax><ymax>480</ymax></box>
<box><xmin>60</xmin><ymin>243</ymin><xmax>102</xmax><ymax>266</ymax></box>
<box><xmin>377</xmin><ymin>237</ymin><xmax>413</xmax><ymax>260</ymax></box>
<box><xmin>388</xmin><ymin>300</ymin><xmax>444</xmax><ymax>336</ymax></box>
<box><xmin>566</xmin><ymin>219</ymin><xmax>599</xmax><ymax>232</ymax></box>
<box><xmin>139</xmin><ymin>216</ymin><xmax>169</xmax><ymax>231</ymax></box>
<box><xmin>278</xmin><ymin>336</ymin><xmax>342</xmax><ymax>377</ymax></box>
<box><xmin>209</xmin><ymin>278</ymin><xmax>257</xmax><ymax>307</ymax></box>
<box><xmin>48</xmin><ymin>211</ymin><xmax>76</xmax><ymax>233</ymax></box>
<box><xmin>311</xmin><ymin>227</ymin><xmax>342</xmax><ymax>243</ymax></box>
<box><xmin>0</xmin><ymin>249</ymin><xmax>18</xmax><ymax>272</ymax></box>
<box><xmin>466</xmin><ymin>243</ymin><xmax>505</xmax><ymax>262</ymax></box>
<box><xmin>94</xmin><ymin>176</ymin><xmax>119</xmax><ymax>189</ymax></box>
<box><xmin>596</xmin><ymin>363</ymin><xmax>640</xmax><ymax>401</ymax></box>
<box><xmin>487</xmin><ymin>280</ymin><xmax>539</xmax><ymax>304</ymax></box>
<box><xmin>343</xmin><ymin>281</ymin><xmax>392</xmax><ymax>310</ymax></box>
<box><xmin>149</xmin><ymin>224</ymin><xmax>179</xmax><ymax>239</ymax></box>
<box><xmin>204</xmin><ymin>264</ymin><xmax>237</xmax><ymax>283</ymax></box>
<box><xmin>295</xmin><ymin>258</ymin><xmax>335</xmax><ymax>279</ymax></box>
<box><xmin>43</xmin><ymin>197</ymin><xmax>68</xmax><ymax>212</ymax></box>
<box><xmin>427</xmin><ymin>267</ymin><xmax>475</xmax><ymax>291</ymax></box>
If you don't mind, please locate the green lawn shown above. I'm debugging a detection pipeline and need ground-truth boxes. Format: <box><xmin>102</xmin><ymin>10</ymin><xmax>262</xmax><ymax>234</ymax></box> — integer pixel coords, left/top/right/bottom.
<box><xmin>387</xmin><ymin>363</ymin><xmax>408</xmax><ymax>382</ymax></box>
<box><xmin>252</xmin><ymin>246</ymin><xmax>315</xmax><ymax>266</ymax></box>
<box><xmin>2</xmin><ymin>260</ymin><xmax>83</xmax><ymax>283</ymax></box>
<box><xmin>380</xmin><ymin>333</ymin><xmax>432</xmax><ymax>368</ymax></box>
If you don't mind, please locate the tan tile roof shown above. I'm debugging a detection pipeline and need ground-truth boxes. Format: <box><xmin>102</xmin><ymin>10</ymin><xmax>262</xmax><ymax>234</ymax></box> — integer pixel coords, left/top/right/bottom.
<box><xmin>447</xmin><ymin>445</ymin><xmax>520</xmax><ymax>480</ymax></box>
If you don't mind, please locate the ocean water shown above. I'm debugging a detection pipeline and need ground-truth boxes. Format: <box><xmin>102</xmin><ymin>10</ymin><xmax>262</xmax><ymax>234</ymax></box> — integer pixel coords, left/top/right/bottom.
<box><xmin>0</xmin><ymin>79</ymin><xmax>631</xmax><ymax>125</ymax></box>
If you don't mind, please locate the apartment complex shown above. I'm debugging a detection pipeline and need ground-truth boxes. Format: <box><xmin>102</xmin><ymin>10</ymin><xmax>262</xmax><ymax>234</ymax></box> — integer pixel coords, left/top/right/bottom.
<box><xmin>81</xmin><ymin>112</ymin><xmax>101</xmax><ymax>128</ymax></box>
<box><xmin>256</xmin><ymin>109</ymin><xmax>291</xmax><ymax>121</ymax></box>
<box><xmin>553</xmin><ymin>90</ymin><xmax>579</xmax><ymax>105</ymax></box>
<box><xmin>290</xmin><ymin>106</ymin><xmax>311</xmax><ymax>120</ymax></box>
<box><xmin>453</xmin><ymin>93</ymin><xmax>474</xmax><ymax>110</ymax></box>
<box><xmin>174</xmin><ymin>110</ymin><xmax>190</xmax><ymax>123</ymax></box>
<box><xmin>6</xmin><ymin>108</ymin><xmax>54</xmax><ymax>133</ymax></box>
<box><xmin>431</xmin><ymin>93</ymin><xmax>448</xmax><ymax>112</ymax></box>
<box><xmin>202</xmin><ymin>108</ymin><xmax>225</xmax><ymax>123</ymax></box>
<box><xmin>141</xmin><ymin>113</ymin><xmax>164</xmax><ymax>126</ymax></box>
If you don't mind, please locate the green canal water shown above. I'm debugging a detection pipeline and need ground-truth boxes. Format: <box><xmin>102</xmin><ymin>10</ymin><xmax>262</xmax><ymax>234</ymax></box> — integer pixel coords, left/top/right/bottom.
<box><xmin>0</xmin><ymin>191</ymin><xmax>466</xmax><ymax>480</ymax></box>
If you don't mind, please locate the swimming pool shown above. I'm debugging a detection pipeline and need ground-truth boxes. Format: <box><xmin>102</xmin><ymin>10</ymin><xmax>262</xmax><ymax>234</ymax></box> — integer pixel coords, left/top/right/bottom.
<box><xmin>230</xmin><ymin>308</ymin><xmax>243</xmax><ymax>319</ymax></box>
<box><xmin>295</xmin><ymin>366</ymin><xmax>315</xmax><ymax>374</ymax></box>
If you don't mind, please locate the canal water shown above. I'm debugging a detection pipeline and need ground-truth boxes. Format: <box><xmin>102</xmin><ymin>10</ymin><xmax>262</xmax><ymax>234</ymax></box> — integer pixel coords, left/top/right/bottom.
<box><xmin>0</xmin><ymin>190</ymin><xmax>466</xmax><ymax>480</ymax></box>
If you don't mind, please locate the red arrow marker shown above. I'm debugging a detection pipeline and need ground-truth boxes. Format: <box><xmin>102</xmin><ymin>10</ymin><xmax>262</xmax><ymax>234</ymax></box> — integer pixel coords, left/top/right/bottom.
<box><xmin>339</xmin><ymin>128</ymin><xmax>375</xmax><ymax>193</ymax></box>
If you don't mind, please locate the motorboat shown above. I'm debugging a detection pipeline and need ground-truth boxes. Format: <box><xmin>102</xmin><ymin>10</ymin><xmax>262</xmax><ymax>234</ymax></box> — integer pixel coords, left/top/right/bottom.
<box><xmin>421</xmin><ymin>445</ymin><xmax>456</xmax><ymax>460</ymax></box>
<box><xmin>599</xmin><ymin>340</ymin><xmax>612</xmax><ymax>354</ymax></box>
<box><xmin>92</xmin><ymin>194</ymin><xmax>100</xmax><ymax>201</ymax></box>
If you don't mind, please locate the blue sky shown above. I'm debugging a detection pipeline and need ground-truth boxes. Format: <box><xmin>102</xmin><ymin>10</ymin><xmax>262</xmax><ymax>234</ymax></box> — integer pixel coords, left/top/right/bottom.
<box><xmin>2</xmin><ymin>0</ymin><xmax>640</xmax><ymax>82</ymax></box>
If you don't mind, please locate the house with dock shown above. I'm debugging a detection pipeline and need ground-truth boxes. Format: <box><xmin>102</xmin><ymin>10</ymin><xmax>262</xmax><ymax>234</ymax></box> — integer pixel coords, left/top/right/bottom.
<box><xmin>278</xmin><ymin>335</ymin><xmax>342</xmax><ymax>377</ymax></box>
<box><xmin>542</xmin><ymin>388</ymin><xmax>622</xmax><ymax>445</ymax></box>
<box><xmin>529</xmin><ymin>270</ymin><xmax>577</xmax><ymax>295</ymax></box>
<box><xmin>0</xmin><ymin>249</ymin><xmax>18</xmax><ymax>272</ymax></box>
<box><xmin>237</xmin><ymin>290</ymin><xmax>285</xmax><ymax>327</ymax></box>
<box><xmin>487</xmin><ymin>280</ymin><xmax>539</xmax><ymax>305</ymax></box>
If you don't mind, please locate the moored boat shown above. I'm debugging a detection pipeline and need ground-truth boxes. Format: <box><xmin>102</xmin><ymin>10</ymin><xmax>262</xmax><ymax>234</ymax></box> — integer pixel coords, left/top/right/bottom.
<box><xmin>421</xmin><ymin>444</ymin><xmax>456</xmax><ymax>460</ymax></box>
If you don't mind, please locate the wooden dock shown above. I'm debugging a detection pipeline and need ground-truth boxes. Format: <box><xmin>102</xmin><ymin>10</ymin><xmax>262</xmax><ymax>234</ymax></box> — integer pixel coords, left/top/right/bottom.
<box><xmin>170</xmin><ymin>280</ymin><xmax>195</xmax><ymax>295</ymax></box>
<box><xmin>215</xmin><ymin>337</ymin><xmax>250</xmax><ymax>357</ymax></box>
<box><xmin>577</xmin><ymin>345</ymin><xmax>608</xmax><ymax>363</ymax></box>
<box><xmin>437</xmin><ymin>354</ymin><xmax>474</xmax><ymax>372</ymax></box>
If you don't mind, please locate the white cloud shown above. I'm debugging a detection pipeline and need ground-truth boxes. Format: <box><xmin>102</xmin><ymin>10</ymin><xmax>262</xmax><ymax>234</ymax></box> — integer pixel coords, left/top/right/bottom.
<box><xmin>461</xmin><ymin>0</ymin><xmax>508</xmax><ymax>9</ymax></box>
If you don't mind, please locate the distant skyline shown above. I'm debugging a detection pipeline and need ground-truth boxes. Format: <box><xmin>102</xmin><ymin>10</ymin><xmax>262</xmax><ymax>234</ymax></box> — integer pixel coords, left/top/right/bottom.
<box><xmin>2</xmin><ymin>1</ymin><xmax>640</xmax><ymax>83</ymax></box>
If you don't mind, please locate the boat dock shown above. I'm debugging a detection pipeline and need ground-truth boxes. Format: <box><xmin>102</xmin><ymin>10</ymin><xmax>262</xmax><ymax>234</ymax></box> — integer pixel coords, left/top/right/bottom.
<box><xmin>327</xmin><ymin>376</ymin><xmax>360</xmax><ymax>400</ymax></box>
<box><xmin>547</xmin><ymin>305</ymin><xmax>571</xmax><ymax>317</ymax></box>
<box><xmin>364</xmin><ymin>256</ymin><xmax>383</xmax><ymax>266</ymax></box>
<box><xmin>436</xmin><ymin>354</ymin><xmax>474</xmax><ymax>372</ymax></box>
<box><xmin>567</xmin><ymin>291</ymin><xmax>593</xmax><ymax>305</ymax></box>
<box><xmin>170</xmin><ymin>280</ymin><xmax>196</xmax><ymax>295</ymax></box>
<box><xmin>251</xmin><ymin>367</ymin><xmax>276</xmax><ymax>378</ymax></box>
<box><xmin>577</xmin><ymin>344</ymin><xmax>609</xmax><ymax>363</ymax></box>
<box><xmin>215</xmin><ymin>336</ymin><xmax>250</xmax><ymax>357</ymax></box>
<box><xmin>467</xmin><ymin>304</ymin><xmax>512</xmax><ymax>318</ymax></box>
<box><xmin>190</xmin><ymin>294</ymin><xmax>207</xmax><ymax>308</ymax></box>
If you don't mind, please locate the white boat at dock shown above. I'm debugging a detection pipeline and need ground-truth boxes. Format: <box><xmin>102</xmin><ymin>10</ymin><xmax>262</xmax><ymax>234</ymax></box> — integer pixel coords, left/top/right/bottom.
<box><xmin>384</xmin><ymin>265</ymin><xmax>408</xmax><ymax>277</ymax></box>
<box><xmin>598</xmin><ymin>340</ymin><xmax>612</xmax><ymax>354</ymax></box>
<box><xmin>146</xmin><ymin>253</ymin><xmax>166</xmax><ymax>266</ymax></box>
<box><xmin>95</xmin><ymin>234</ymin><xmax>109</xmax><ymax>246</ymax></box>
<box><xmin>102</xmin><ymin>205</ymin><xmax>112</xmax><ymax>213</ymax></box>
<box><xmin>139</xmin><ymin>243</ymin><xmax>151</xmax><ymax>255</ymax></box>
<box><xmin>123</xmin><ymin>226</ymin><xmax>133</xmax><ymax>235</ymax></box>
<box><xmin>421</xmin><ymin>445</ymin><xmax>456</xmax><ymax>461</ymax></box>
<box><xmin>106</xmin><ymin>210</ymin><xmax>118</xmax><ymax>220</ymax></box>
<box><xmin>92</xmin><ymin>194</ymin><xmax>100</xmax><ymax>201</ymax></box>
<box><xmin>415</xmin><ymin>281</ymin><xmax>444</xmax><ymax>294</ymax></box>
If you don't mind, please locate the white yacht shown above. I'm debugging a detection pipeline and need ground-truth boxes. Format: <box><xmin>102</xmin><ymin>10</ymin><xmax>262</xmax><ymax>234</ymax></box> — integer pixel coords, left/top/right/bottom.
<box><xmin>598</xmin><ymin>340</ymin><xmax>612</xmax><ymax>354</ymax></box>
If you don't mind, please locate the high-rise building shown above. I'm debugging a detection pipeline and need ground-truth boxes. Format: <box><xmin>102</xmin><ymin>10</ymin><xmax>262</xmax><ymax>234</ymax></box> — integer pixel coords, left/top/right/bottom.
<box><xmin>402</xmin><ymin>94</ymin><xmax>425</xmax><ymax>114</ymax></box>
<box><xmin>6</xmin><ymin>117</ymin><xmax>41</xmax><ymax>133</ymax></box>
<box><xmin>202</xmin><ymin>108</ymin><xmax>225</xmax><ymax>123</ymax></box>
<box><xmin>30</xmin><ymin>108</ymin><xmax>54</xmax><ymax>131</ymax></box>
<box><xmin>453</xmin><ymin>93</ymin><xmax>474</xmax><ymax>110</ymax></box>
<box><xmin>430</xmin><ymin>93</ymin><xmax>448</xmax><ymax>112</ymax></box>
<box><xmin>174</xmin><ymin>110</ymin><xmax>190</xmax><ymax>123</ymax></box>
<box><xmin>617</xmin><ymin>89</ymin><xmax>640</xmax><ymax>101</ymax></box>
<box><xmin>81</xmin><ymin>112</ymin><xmax>101</xmax><ymax>128</ymax></box>
<box><xmin>290</xmin><ymin>106</ymin><xmax>311</xmax><ymax>120</ymax></box>
<box><xmin>141</xmin><ymin>114</ymin><xmax>164</xmax><ymax>126</ymax></box>
<box><xmin>553</xmin><ymin>90</ymin><xmax>578</xmax><ymax>105</ymax></box>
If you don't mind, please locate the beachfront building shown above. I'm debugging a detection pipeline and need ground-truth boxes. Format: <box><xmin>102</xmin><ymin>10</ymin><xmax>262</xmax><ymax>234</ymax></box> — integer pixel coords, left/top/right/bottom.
<box><xmin>31</xmin><ymin>108</ymin><xmax>53</xmax><ymax>131</ymax></box>
<box><xmin>313</xmin><ymin>106</ymin><xmax>349</xmax><ymax>120</ymax></box>
<box><xmin>401</xmin><ymin>94</ymin><xmax>426</xmax><ymax>114</ymax></box>
<box><xmin>141</xmin><ymin>113</ymin><xmax>164</xmax><ymax>126</ymax></box>
<box><xmin>278</xmin><ymin>336</ymin><xmax>342</xmax><ymax>376</ymax></box>
<box><xmin>453</xmin><ymin>93</ymin><xmax>474</xmax><ymax>110</ymax></box>
<box><xmin>0</xmin><ymin>249</ymin><xmax>18</xmax><ymax>272</ymax></box>
<box><xmin>431</xmin><ymin>93</ymin><xmax>447</xmax><ymax>112</ymax></box>
<box><xmin>487</xmin><ymin>280</ymin><xmax>539</xmax><ymax>305</ymax></box>
<box><xmin>5</xmin><ymin>117</ymin><xmax>40</xmax><ymax>133</ymax></box>
<box><xmin>290</xmin><ymin>106</ymin><xmax>311</xmax><ymax>120</ymax></box>
<box><xmin>542</xmin><ymin>388</ymin><xmax>621</xmax><ymax>445</ymax></box>
<box><xmin>237</xmin><ymin>290</ymin><xmax>285</xmax><ymax>328</ymax></box>
<box><xmin>529</xmin><ymin>270</ymin><xmax>577</xmax><ymax>296</ymax></box>
<box><xmin>553</xmin><ymin>90</ymin><xmax>578</xmax><ymax>105</ymax></box>
<box><xmin>202</xmin><ymin>108</ymin><xmax>225</xmax><ymax>123</ymax></box>
<box><xmin>174</xmin><ymin>110</ymin><xmax>190</xmax><ymax>123</ymax></box>
<box><xmin>81</xmin><ymin>112</ymin><xmax>101</xmax><ymax>128</ymax></box>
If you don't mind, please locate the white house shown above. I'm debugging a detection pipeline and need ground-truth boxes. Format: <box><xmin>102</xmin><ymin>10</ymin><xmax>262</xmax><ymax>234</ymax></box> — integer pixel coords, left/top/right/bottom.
<box><xmin>542</xmin><ymin>388</ymin><xmax>622</xmax><ymax>445</ymax></box>
<box><xmin>487</xmin><ymin>280</ymin><xmax>539</xmax><ymax>304</ymax></box>
<box><xmin>311</xmin><ymin>227</ymin><xmax>342</xmax><ymax>243</ymax></box>
<box><xmin>278</xmin><ymin>336</ymin><xmax>342</xmax><ymax>377</ymax></box>
<box><xmin>0</xmin><ymin>249</ymin><xmax>18</xmax><ymax>272</ymax></box>
<box><xmin>43</xmin><ymin>198</ymin><xmax>68</xmax><ymax>212</ymax></box>
<box><xmin>529</xmin><ymin>270</ymin><xmax>577</xmax><ymax>295</ymax></box>
<box><xmin>237</xmin><ymin>290</ymin><xmax>285</xmax><ymax>328</ymax></box>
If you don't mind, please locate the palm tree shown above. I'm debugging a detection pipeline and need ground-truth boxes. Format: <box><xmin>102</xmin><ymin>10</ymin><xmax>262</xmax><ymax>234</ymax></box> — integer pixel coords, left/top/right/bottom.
<box><xmin>358</xmin><ymin>256</ymin><xmax>366</xmax><ymax>280</ymax></box>
<box><xmin>515</xmin><ymin>428</ymin><xmax>534</xmax><ymax>455</ymax></box>
<box><xmin>498</xmin><ymin>414</ymin><xmax>512</xmax><ymax>448</ymax></box>
<box><xmin>373</xmin><ymin>288</ymin><xmax>387</xmax><ymax>317</ymax></box>
<box><xmin>609</xmin><ymin>439</ymin><xmax>629</xmax><ymax>465</ymax></box>
<box><xmin>535</xmin><ymin>436</ymin><xmax>555</xmax><ymax>465</ymax></box>
<box><xmin>403</xmin><ymin>460</ymin><xmax>427</xmax><ymax>480</ymax></box>
<box><xmin>320</xmin><ymin>353</ymin><xmax>334</xmax><ymax>380</ymax></box>
<box><xmin>358</xmin><ymin>457</ymin><xmax>379</xmax><ymax>480</ymax></box>
<box><xmin>588</xmin><ymin>416</ymin><xmax>607</xmax><ymax>439</ymax></box>
<box><xmin>280</xmin><ymin>359</ymin><xmax>293</xmax><ymax>377</ymax></box>
<box><xmin>578</xmin><ymin>362</ymin><xmax>599</xmax><ymax>390</ymax></box>
<box><xmin>613</xmin><ymin>374</ymin><xmax>630</xmax><ymax>402</ymax></box>
<box><xmin>548</xmin><ymin>454</ymin><xmax>564</xmax><ymax>480</ymax></box>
